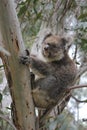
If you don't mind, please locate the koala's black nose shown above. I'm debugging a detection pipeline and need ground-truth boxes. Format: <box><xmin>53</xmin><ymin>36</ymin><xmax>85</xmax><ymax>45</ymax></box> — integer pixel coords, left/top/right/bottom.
<box><xmin>44</xmin><ymin>44</ymin><xmax>49</xmax><ymax>51</ymax></box>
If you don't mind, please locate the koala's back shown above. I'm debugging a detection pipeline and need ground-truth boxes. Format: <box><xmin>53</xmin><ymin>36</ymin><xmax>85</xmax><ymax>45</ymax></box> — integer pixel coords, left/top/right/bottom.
<box><xmin>48</xmin><ymin>54</ymin><xmax>76</xmax><ymax>99</ymax></box>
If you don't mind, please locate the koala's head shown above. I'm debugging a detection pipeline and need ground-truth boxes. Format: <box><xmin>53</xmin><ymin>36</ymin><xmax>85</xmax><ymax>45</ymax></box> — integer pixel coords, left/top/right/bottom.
<box><xmin>42</xmin><ymin>34</ymin><xmax>71</xmax><ymax>61</ymax></box>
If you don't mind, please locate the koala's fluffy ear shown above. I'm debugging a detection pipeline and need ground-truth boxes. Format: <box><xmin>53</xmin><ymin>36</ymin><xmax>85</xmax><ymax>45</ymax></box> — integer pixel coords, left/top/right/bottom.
<box><xmin>61</xmin><ymin>36</ymin><xmax>73</xmax><ymax>50</ymax></box>
<box><xmin>43</xmin><ymin>33</ymin><xmax>52</xmax><ymax>41</ymax></box>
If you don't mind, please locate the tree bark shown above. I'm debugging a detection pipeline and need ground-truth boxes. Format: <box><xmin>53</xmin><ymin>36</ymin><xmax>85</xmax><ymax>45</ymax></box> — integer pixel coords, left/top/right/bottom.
<box><xmin>0</xmin><ymin>0</ymin><xmax>35</xmax><ymax>130</ymax></box>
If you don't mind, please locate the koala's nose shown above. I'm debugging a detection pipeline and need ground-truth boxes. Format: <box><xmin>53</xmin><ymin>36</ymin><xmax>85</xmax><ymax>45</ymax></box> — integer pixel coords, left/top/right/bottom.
<box><xmin>44</xmin><ymin>44</ymin><xmax>49</xmax><ymax>51</ymax></box>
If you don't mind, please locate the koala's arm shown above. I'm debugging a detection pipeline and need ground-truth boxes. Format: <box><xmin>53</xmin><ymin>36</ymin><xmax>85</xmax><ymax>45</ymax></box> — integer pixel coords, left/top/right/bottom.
<box><xmin>20</xmin><ymin>54</ymin><xmax>51</xmax><ymax>76</ymax></box>
<box><xmin>30</xmin><ymin>56</ymin><xmax>51</xmax><ymax>76</ymax></box>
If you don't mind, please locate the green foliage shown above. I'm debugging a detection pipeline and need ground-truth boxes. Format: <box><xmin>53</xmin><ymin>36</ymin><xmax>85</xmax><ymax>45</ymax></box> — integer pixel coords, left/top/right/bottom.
<box><xmin>80</xmin><ymin>38</ymin><xmax>87</xmax><ymax>52</ymax></box>
<box><xmin>76</xmin><ymin>34</ymin><xmax>87</xmax><ymax>53</ymax></box>
<box><xmin>78</xmin><ymin>13</ymin><xmax>87</xmax><ymax>21</ymax></box>
<box><xmin>0</xmin><ymin>65</ymin><xmax>4</xmax><ymax>68</ymax></box>
<box><xmin>17</xmin><ymin>0</ymin><xmax>48</xmax><ymax>34</ymax></box>
<box><xmin>17</xmin><ymin>0</ymin><xmax>41</xmax><ymax>36</ymax></box>
<box><xmin>17</xmin><ymin>0</ymin><xmax>55</xmax><ymax>47</ymax></box>
<box><xmin>76</xmin><ymin>6</ymin><xmax>87</xmax><ymax>53</ymax></box>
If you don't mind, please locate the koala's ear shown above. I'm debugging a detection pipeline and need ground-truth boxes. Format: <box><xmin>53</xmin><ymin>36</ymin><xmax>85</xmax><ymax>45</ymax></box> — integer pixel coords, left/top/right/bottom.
<box><xmin>61</xmin><ymin>37</ymin><xmax>73</xmax><ymax>50</ymax></box>
<box><xmin>43</xmin><ymin>33</ymin><xmax>52</xmax><ymax>41</ymax></box>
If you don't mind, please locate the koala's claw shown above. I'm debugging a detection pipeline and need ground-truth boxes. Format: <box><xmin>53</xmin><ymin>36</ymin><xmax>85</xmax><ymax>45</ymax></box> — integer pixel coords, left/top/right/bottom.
<box><xmin>19</xmin><ymin>49</ymin><xmax>30</xmax><ymax>65</ymax></box>
<box><xmin>25</xmin><ymin>49</ymin><xmax>30</xmax><ymax>56</ymax></box>
<box><xmin>19</xmin><ymin>56</ymin><xmax>30</xmax><ymax>65</ymax></box>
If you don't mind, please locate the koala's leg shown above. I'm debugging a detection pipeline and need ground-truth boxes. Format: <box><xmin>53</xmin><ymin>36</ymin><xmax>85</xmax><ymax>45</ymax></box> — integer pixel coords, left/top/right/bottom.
<box><xmin>32</xmin><ymin>75</ymin><xmax>57</xmax><ymax>108</ymax></box>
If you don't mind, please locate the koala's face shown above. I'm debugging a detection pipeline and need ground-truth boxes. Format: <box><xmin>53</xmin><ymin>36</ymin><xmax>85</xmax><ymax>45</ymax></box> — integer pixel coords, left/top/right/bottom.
<box><xmin>42</xmin><ymin>34</ymin><xmax>69</xmax><ymax>61</ymax></box>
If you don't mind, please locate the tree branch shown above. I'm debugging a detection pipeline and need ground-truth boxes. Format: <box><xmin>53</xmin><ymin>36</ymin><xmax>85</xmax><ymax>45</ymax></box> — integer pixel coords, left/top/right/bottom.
<box><xmin>67</xmin><ymin>84</ymin><xmax>87</xmax><ymax>91</ymax></box>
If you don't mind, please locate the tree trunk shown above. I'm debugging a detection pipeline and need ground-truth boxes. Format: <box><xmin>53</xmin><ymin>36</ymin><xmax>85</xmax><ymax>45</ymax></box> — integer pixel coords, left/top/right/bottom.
<box><xmin>0</xmin><ymin>0</ymin><xmax>35</xmax><ymax>130</ymax></box>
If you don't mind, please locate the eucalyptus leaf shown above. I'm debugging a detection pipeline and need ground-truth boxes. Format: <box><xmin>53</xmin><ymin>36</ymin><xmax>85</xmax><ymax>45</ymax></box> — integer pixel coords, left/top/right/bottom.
<box><xmin>78</xmin><ymin>13</ymin><xmax>87</xmax><ymax>20</ymax></box>
<box><xmin>18</xmin><ymin>5</ymin><xmax>27</xmax><ymax>17</ymax></box>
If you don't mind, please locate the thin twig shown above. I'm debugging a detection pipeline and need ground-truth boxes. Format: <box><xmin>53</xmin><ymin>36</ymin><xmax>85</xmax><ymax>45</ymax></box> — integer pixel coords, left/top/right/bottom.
<box><xmin>71</xmin><ymin>95</ymin><xmax>87</xmax><ymax>103</ymax></box>
<box><xmin>67</xmin><ymin>84</ymin><xmax>87</xmax><ymax>91</ymax></box>
<box><xmin>76</xmin><ymin>65</ymin><xmax>87</xmax><ymax>81</ymax></box>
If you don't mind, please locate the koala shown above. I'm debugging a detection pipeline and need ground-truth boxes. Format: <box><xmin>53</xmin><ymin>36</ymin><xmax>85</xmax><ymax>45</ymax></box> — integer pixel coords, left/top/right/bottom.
<box><xmin>20</xmin><ymin>34</ymin><xmax>77</xmax><ymax>110</ymax></box>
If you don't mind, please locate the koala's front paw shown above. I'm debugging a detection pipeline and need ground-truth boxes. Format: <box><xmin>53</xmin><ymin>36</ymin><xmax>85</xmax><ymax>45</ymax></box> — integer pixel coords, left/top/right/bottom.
<box><xmin>19</xmin><ymin>49</ymin><xmax>30</xmax><ymax>65</ymax></box>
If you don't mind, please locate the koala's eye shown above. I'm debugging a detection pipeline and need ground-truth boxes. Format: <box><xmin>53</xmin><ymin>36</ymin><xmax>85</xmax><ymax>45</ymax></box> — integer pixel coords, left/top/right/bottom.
<box><xmin>46</xmin><ymin>43</ymin><xmax>50</xmax><ymax>46</ymax></box>
<box><xmin>46</xmin><ymin>43</ymin><xmax>56</xmax><ymax>48</ymax></box>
